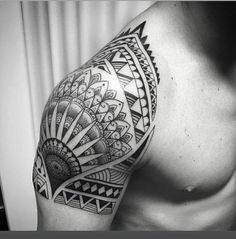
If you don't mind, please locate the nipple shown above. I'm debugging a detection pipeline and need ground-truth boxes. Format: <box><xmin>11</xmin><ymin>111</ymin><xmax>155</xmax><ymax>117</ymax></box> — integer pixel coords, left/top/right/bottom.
<box><xmin>183</xmin><ymin>185</ymin><xmax>195</xmax><ymax>193</ymax></box>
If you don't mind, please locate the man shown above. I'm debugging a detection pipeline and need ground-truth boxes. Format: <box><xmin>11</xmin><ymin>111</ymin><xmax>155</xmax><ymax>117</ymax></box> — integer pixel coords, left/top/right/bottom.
<box><xmin>33</xmin><ymin>2</ymin><xmax>236</xmax><ymax>230</ymax></box>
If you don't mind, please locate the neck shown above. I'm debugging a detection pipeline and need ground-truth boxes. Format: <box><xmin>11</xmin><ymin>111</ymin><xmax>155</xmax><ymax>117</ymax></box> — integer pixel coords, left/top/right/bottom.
<box><xmin>182</xmin><ymin>2</ymin><xmax>236</xmax><ymax>76</ymax></box>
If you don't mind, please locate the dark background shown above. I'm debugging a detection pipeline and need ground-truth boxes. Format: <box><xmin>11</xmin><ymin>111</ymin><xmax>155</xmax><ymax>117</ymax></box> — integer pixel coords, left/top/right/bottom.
<box><xmin>0</xmin><ymin>185</ymin><xmax>9</xmax><ymax>230</ymax></box>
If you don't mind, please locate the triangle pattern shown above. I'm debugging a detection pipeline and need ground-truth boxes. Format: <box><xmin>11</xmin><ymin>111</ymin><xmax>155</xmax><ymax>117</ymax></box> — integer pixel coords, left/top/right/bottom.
<box><xmin>91</xmin><ymin>104</ymin><xmax>100</xmax><ymax>113</ymax></box>
<box><xmin>96</xmin><ymin>199</ymin><xmax>111</xmax><ymax>213</ymax></box>
<box><xmin>110</xmin><ymin>147</ymin><xmax>119</xmax><ymax>156</ymax></box>
<box><xmin>84</xmin><ymin>98</ymin><xmax>94</xmax><ymax>108</ymax></box>
<box><xmin>40</xmin><ymin>165</ymin><xmax>46</xmax><ymax>177</ymax></box>
<box><xmin>96</xmin><ymin>113</ymin><xmax>106</xmax><ymax>122</ymax></box>
<box><xmin>112</xmin><ymin>62</ymin><xmax>127</xmax><ymax>72</ymax></box>
<box><xmin>111</xmin><ymin>52</ymin><xmax>127</xmax><ymax>63</ymax></box>
<box><xmin>38</xmin><ymin>182</ymin><xmax>49</xmax><ymax>198</ymax></box>
<box><xmin>101</xmin><ymin>122</ymin><xmax>110</xmax><ymax>129</ymax></box>
<box><xmin>40</xmin><ymin>189</ymin><xmax>47</xmax><ymax>198</ymax></box>
<box><xmin>80</xmin><ymin>195</ymin><xmax>94</xmax><ymax>208</ymax></box>
<box><xmin>130</xmin><ymin>99</ymin><xmax>142</xmax><ymax>114</ymax></box>
<box><xmin>117</xmin><ymin>74</ymin><xmax>133</xmax><ymax>88</ymax></box>
<box><xmin>117</xmin><ymin>64</ymin><xmax>134</xmax><ymax>78</ymax></box>
<box><xmin>134</xmin><ymin>128</ymin><xmax>144</xmax><ymax>143</ymax></box>
<box><xmin>124</xmin><ymin>80</ymin><xmax>139</xmax><ymax>97</ymax></box>
<box><xmin>130</xmin><ymin>21</ymin><xmax>145</xmax><ymax>37</ymax></box>
<box><xmin>141</xmin><ymin>36</ymin><xmax>147</xmax><ymax>44</ymax></box>
<box><xmin>125</xmin><ymin>92</ymin><xmax>138</xmax><ymax>108</ymax></box>
<box><xmin>97</xmin><ymin>65</ymin><xmax>110</xmax><ymax>74</ymax></box>
<box><xmin>77</xmin><ymin>93</ymin><xmax>85</xmax><ymax>101</ymax></box>
<box><xmin>107</xmin><ymin>138</ymin><xmax>116</xmax><ymax>146</ymax></box>
<box><xmin>135</xmin><ymin>117</ymin><xmax>145</xmax><ymax>132</ymax></box>
<box><xmin>130</xmin><ymin>110</ymin><xmax>142</xmax><ymax>126</ymax></box>
<box><xmin>63</xmin><ymin>191</ymin><xmax>77</xmax><ymax>204</ymax></box>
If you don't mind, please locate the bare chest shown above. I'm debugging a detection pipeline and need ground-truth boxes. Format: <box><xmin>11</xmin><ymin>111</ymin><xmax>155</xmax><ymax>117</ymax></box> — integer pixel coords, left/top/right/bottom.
<box><xmin>111</xmin><ymin>73</ymin><xmax>236</xmax><ymax>231</ymax></box>
<box><xmin>145</xmin><ymin>61</ymin><xmax>236</xmax><ymax>193</ymax></box>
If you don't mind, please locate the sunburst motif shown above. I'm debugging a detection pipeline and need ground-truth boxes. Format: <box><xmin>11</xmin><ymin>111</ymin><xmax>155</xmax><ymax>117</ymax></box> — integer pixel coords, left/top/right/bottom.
<box><xmin>34</xmin><ymin>21</ymin><xmax>159</xmax><ymax>215</ymax></box>
<box><xmin>38</xmin><ymin>68</ymin><xmax>133</xmax><ymax>195</ymax></box>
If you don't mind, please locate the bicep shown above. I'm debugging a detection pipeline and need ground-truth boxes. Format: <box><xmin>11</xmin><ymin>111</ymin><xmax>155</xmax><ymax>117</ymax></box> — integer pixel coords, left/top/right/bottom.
<box><xmin>33</xmin><ymin>21</ymin><xmax>159</xmax><ymax>230</ymax></box>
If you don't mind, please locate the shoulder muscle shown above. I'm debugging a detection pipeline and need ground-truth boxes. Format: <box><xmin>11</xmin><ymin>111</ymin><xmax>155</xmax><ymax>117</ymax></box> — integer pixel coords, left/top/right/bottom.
<box><xmin>33</xmin><ymin>21</ymin><xmax>159</xmax><ymax>221</ymax></box>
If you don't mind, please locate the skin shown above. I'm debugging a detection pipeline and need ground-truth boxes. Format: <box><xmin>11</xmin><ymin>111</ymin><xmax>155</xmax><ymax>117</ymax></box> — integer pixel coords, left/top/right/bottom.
<box><xmin>34</xmin><ymin>2</ymin><xmax>236</xmax><ymax>230</ymax></box>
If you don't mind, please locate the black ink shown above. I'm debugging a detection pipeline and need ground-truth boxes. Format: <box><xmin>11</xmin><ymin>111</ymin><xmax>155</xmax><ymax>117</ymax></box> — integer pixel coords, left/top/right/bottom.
<box><xmin>33</xmin><ymin>21</ymin><xmax>160</xmax><ymax>215</ymax></box>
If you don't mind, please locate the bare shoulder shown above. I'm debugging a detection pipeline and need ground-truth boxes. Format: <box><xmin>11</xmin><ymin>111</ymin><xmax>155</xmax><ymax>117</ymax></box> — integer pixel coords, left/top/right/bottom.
<box><xmin>33</xmin><ymin>18</ymin><xmax>160</xmax><ymax>229</ymax></box>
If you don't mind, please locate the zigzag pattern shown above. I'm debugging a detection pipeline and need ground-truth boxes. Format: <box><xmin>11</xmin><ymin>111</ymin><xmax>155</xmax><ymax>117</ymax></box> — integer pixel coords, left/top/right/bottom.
<box><xmin>35</xmin><ymin>21</ymin><xmax>159</xmax><ymax>215</ymax></box>
<box><xmin>66</xmin><ymin>178</ymin><xmax>122</xmax><ymax>199</ymax></box>
<box><xmin>80</xmin><ymin>21</ymin><xmax>159</xmax><ymax>141</ymax></box>
<box><xmin>54</xmin><ymin>190</ymin><xmax>116</xmax><ymax>215</ymax></box>
<box><xmin>54</xmin><ymin>178</ymin><xmax>122</xmax><ymax>214</ymax></box>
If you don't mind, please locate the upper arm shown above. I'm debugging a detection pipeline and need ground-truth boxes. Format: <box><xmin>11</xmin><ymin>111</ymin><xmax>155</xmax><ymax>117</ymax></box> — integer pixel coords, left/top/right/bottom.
<box><xmin>33</xmin><ymin>21</ymin><xmax>160</xmax><ymax>230</ymax></box>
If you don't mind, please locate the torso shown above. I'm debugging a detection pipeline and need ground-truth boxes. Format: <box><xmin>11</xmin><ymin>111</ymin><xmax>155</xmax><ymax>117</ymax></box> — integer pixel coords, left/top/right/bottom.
<box><xmin>111</xmin><ymin>2</ymin><xmax>236</xmax><ymax>230</ymax></box>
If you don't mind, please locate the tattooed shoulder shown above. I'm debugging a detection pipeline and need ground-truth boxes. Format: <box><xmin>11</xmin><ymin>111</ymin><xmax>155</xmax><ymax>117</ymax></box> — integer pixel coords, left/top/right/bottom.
<box><xmin>33</xmin><ymin>21</ymin><xmax>160</xmax><ymax>215</ymax></box>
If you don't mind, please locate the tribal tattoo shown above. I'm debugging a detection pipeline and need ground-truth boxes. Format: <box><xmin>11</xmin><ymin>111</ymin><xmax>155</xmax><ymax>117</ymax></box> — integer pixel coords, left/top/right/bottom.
<box><xmin>33</xmin><ymin>21</ymin><xmax>160</xmax><ymax>215</ymax></box>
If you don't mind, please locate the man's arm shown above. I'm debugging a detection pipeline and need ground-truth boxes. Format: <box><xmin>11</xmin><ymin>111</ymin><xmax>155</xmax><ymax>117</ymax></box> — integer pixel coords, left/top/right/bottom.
<box><xmin>33</xmin><ymin>20</ymin><xmax>160</xmax><ymax>230</ymax></box>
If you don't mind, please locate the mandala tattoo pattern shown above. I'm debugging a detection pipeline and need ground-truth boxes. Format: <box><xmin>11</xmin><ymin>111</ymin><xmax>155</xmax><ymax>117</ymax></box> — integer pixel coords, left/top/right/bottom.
<box><xmin>33</xmin><ymin>21</ymin><xmax>160</xmax><ymax>215</ymax></box>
